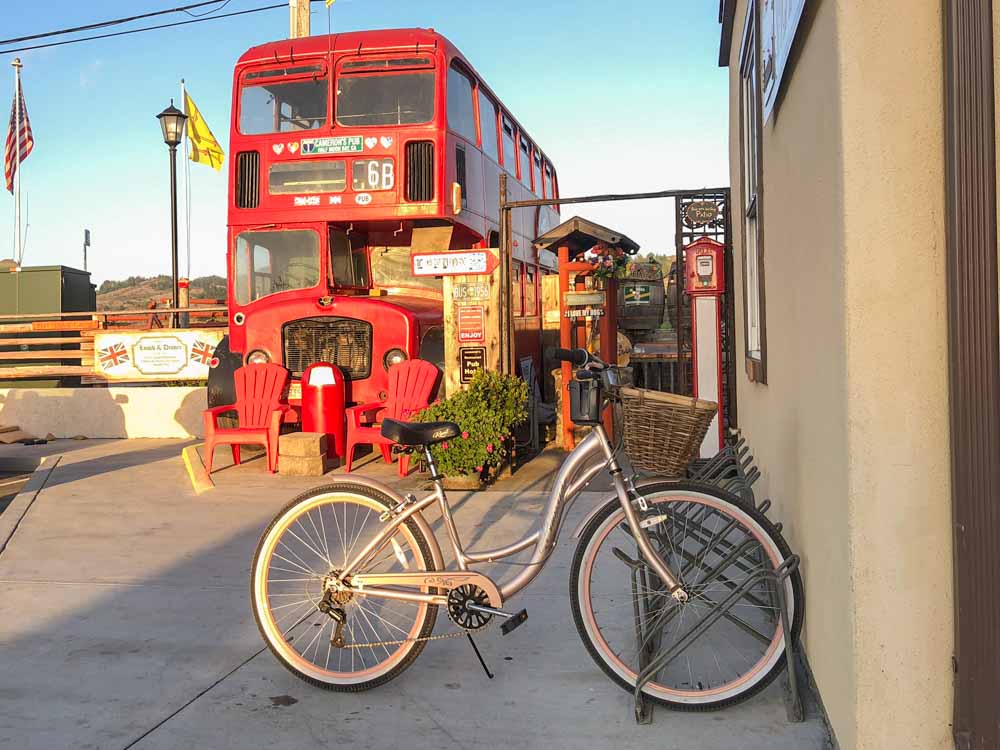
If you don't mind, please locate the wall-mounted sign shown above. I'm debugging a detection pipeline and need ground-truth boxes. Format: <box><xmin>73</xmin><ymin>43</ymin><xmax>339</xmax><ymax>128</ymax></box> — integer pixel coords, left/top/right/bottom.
<box><xmin>564</xmin><ymin>308</ymin><xmax>606</xmax><ymax>319</ymax></box>
<box><xmin>565</xmin><ymin>291</ymin><xmax>605</xmax><ymax>307</ymax></box>
<box><xmin>300</xmin><ymin>135</ymin><xmax>364</xmax><ymax>155</ymax></box>
<box><xmin>412</xmin><ymin>249</ymin><xmax>500</xmax><ymax>277</ymax></box>
<box><xmin>624</xmin><ymin>284</ymin><xmax>652</xmax><ymax>305</ymax></box>
<box><xmin>684</xmin><ymin>200</ymin><xmax>720</xmax><ymax>227</ymax></box>
<box><xmin>94</xmin><ymin>329</ymin><xmax>225</xmax><ymax>381</ymax></box>
<box><xmin>459</xmin><ymin>347</ymin><xmax>487</xmax><ymax>384</ymax></box>
<box><xmin>457</xmin><ymin>306</ymin><xmax>485</xmax><ymax>343</ymax></box>
<box><xmin>451</xmin><ymin>282</ymin><xmax>491</xmax><ymax>301</ymax></box>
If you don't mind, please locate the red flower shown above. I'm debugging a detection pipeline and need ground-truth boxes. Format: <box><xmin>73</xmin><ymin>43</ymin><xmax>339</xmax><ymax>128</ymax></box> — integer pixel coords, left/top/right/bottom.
<box><xmin>486</xmin><ymin>444</ymin><xmax>494</xmax><ymax>453</ymax></box>
<box><xmin>476</xmin><ymin>465</ymin><xmax>483</xmax><ymax>472</ymax></box>
<box><xmin>462</xmin><ymin>431</ymin><xmax>470</xmax><ymax>439</ymax></box>
<box><xmin>442</xmin><ymin>442</ymin><xmax>449</xmax><ymax>449</ymax></box>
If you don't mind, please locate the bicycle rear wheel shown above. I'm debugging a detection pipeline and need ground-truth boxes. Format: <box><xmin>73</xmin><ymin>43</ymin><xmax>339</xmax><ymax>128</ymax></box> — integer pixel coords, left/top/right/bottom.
<box><xmin>570</xmin><ymin>481</ymin><xmax>803</xmax><ymax>711</ymax></box>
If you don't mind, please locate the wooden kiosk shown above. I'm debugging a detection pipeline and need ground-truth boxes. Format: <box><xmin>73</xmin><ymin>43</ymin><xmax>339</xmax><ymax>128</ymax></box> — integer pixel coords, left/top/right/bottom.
<box><xmin>534</xmin><ymin>217</ymin><xmax>640</xmax><ymax>448</ymax></box>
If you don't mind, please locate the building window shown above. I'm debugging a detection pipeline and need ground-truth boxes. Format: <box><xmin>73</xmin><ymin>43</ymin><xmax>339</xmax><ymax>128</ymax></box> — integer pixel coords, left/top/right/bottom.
<box><xmin>739</xmin><ymin>0</ymin><xmax>767</xmax><ymax>383</ymax></box>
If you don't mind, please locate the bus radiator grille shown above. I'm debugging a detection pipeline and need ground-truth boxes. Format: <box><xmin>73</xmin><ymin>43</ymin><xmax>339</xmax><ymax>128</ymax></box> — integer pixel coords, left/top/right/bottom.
<box><xmin>282</xmin><ymin>317</ymin><xmax>373</xmax><ymax>379</ymax></box>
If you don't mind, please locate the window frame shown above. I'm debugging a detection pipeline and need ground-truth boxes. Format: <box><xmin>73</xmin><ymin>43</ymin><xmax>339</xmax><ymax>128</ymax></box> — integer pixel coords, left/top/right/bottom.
<box><xmin>518</xmin><ymin>135</ymin><xmax>533</xmax><ymax>189</ymax></box>
<box><xmin>477</xmin><ymin>89</ymin><xmax>500</xmax><ymax>162</ymax></box>
<box><xmin>446</xmin><ymin>61</ymin><xmax>478</xmax><ymax>143</ymax></box>
<box><xmin>501</xmin><ymin>116</ymin><xmax>517</xmax><ymax>174</ymax></box>
<box><xmin>333</xmin><ymin>56</ymin><xmax>436</xmax><ymax>128</ymax></box>
<box><xmin>238</xmin><ymin>63</ymin><xmax>329</xmax><ymax>136</ymax></box>
<box><xmin>327</xmin><ymin>226</ymin><xmax>371</xmax><ymax>291</ymax></box>
<box><xmin>738</xmin><ymin>0</ymin><xmax>768</xmax><ymax>384</ymax></box>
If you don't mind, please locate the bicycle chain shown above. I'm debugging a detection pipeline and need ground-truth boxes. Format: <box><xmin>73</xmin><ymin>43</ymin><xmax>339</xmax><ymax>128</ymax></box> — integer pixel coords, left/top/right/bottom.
<box><xmin>339</xmin><ymin>620</ymin><xmax>496</xmax><ymax>650</ymax></box>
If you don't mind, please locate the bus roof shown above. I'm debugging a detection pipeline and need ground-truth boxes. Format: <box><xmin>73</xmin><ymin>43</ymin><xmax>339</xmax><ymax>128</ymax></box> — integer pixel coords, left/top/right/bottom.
<box><xmin>235</xmin><ymin>28</ymin><xmax>551</xmax><ymax>166</ymax></box>
<box><xmin>237</xmin><ymin>27</ymin><xmax>455</xmax><ymax>66</ymax></box>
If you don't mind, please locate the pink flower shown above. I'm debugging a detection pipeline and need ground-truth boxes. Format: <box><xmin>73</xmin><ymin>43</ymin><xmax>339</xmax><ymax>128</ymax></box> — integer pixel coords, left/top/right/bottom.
<box><xmin>476</xmin><ymin>465</ymin><xmax>483</xmax><ymax>472</ymax></box>
<box><xmin>486</xmin><ymin>444</ymin><xmax>494</xmax><ymax>454</ymax></box>
<box><xmin>461</xmin><ymin>431</ymin><xmax>470</xmax><ymax>439</ymax></box>
<box><xmin>442</xmin><ymin>442</ymin><xmax>449</xmax><ymax>449</ymax></box>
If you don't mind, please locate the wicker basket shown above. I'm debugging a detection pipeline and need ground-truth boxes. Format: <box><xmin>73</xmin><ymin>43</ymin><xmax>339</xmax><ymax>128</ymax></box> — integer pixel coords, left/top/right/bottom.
<box><xmin>619</xmin><ymin>387</ymin><xmax>718</xmax><ymax>476</ymax></box>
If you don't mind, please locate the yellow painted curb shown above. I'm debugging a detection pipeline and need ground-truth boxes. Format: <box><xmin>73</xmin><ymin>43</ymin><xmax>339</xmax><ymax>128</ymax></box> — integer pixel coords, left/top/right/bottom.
<box><xmin>182</xmin><ymin>444</ymin><xmax>215</xmax><ymax>495</ymax></box>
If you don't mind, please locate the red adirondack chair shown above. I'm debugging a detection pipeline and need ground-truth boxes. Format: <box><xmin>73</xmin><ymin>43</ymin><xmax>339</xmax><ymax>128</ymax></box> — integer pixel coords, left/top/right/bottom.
<box><xmin>345</xmin><ymin>359</ymin><xmax>439</xmax><ymax>476</ymax></box>
<box><xmin>202</xmin><ymin>363</ymin><xmax>290</xmax><ymax>474</ymax></box>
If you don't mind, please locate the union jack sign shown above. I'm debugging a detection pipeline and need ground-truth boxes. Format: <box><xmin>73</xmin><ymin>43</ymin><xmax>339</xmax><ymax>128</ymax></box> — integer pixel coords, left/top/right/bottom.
<box><xmin>191</xmin><ymin>340</ymin><xmax>216</xmax><ymax>365</ymax></box>
<box><xmin>98</xmin><ymin>342</ymin><xmax>129</xmax><ymax>369</ymax></box>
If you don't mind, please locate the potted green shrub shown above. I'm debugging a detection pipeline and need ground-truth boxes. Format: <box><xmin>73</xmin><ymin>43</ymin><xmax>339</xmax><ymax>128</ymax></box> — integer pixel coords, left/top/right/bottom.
<box><xmin>416</xmin><ymin>369</ymin><xmax>528</xmax><ymax>488</ymax></box>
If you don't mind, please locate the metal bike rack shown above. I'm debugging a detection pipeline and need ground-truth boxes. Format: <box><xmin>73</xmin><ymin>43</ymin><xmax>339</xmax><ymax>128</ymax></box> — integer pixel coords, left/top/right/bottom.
<box><xmin>622</xmin><ymin>438</ymin><xmax>805</xmax><ymax>725</ymax></box>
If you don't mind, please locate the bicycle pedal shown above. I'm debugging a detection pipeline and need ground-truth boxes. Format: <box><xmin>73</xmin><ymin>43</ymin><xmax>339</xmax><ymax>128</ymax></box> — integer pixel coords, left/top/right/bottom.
<box><xmin>500</xmin><ymin>609</ymin><xmax>528</xmax><ymax>635</ymax></box>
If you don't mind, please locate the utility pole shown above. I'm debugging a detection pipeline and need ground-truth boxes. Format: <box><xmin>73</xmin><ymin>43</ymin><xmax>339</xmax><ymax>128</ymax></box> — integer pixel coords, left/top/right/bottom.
<box><xmin>289</xmin><ymin>0</ymin><xmax>310</xmax><ymax>39</ymax></box>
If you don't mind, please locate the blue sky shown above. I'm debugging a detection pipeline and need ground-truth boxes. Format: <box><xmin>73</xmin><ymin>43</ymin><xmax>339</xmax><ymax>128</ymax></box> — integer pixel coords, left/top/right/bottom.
<box><xmin>0</xmin><ymin>0</ymin><xmax>728</xmax><ymax>284</ymax></box>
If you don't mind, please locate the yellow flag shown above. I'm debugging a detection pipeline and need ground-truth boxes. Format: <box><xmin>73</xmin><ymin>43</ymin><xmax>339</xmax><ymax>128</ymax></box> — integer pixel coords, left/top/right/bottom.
<box><xmin>183</xmin><ymin>91</ymin><xmax>225</xmax><ymax>171</ymax></box>
<box><xmin>326</xmin><ymin>0</ymin><xmax>335</xmax><ymax>6</ymax></box>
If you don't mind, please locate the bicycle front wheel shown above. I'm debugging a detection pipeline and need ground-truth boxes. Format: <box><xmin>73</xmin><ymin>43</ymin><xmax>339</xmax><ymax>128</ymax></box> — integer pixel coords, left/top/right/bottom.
<box><xmin>570</xmin><ymin>481</ymin><xmax>803</xmax><ymax>711</ymax></box>
<box><xmin>251</xmin><ymin>483</ymin><xmax>438</xmax><ymax>691</ymax></box>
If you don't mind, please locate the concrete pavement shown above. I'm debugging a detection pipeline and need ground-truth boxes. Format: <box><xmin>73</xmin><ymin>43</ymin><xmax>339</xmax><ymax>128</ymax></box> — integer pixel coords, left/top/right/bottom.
<box><xmin>0</xmin><ymin>439</ymin><xmax>832</xmax><ymax>749</ymax></box>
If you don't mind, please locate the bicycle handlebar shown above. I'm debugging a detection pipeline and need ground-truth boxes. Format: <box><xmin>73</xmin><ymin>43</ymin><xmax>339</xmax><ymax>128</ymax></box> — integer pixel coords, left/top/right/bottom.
<box><xmin>546</xmin><ymin>347</ymin><xmax>590</xmax><ymax>367</ymax></box>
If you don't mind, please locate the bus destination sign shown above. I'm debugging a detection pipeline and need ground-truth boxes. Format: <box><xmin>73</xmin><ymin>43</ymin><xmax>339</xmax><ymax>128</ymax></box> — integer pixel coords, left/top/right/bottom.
<box><xmin>300</xmin><ymin>136</ymin><xmax>364</xmax><ymax>155</ymax></box>
<box><xmin>411</xmin><ymin>250</ymin><xmax>500</xmax><ymax>277</ymax></box>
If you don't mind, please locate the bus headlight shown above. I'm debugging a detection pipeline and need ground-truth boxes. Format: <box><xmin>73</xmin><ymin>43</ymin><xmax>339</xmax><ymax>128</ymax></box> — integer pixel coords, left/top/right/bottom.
<box><xmin>383</xmin><ymin>348</ymin><xmax>408</xmax><ymax>371</ymax></box>
<box><xmin>247</xmin><ymin>349</ymin><xmax>271</xmax><ymax>365</ymax></box>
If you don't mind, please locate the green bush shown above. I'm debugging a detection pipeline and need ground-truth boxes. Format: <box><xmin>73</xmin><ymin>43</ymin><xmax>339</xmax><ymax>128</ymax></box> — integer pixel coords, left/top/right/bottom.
<box><xmin>416</xmin><ymin>369</ymin><xmax>527</xmax><ymax>478</ymax></box>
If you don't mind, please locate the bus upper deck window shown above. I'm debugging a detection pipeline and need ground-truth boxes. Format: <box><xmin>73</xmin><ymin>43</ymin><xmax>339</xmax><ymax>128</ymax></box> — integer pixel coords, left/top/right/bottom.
<box><xmin>519</xmin><ymin>138</ymin><xmax>532</xmax><ymax>188</ymax></box>
<box><xmin>336</xmin><ymin>57</ymin><xmax>435</xmax><ymax>127</ymax></box>
<box><xmin>240</xmin><ymin>65</ymin><xmax>327</xmax><ymax>135</ymax></box>
<box><xmin>502</xmin><ymin>117</ymin><xmax>516</xmax><ymax>174</ymax></box>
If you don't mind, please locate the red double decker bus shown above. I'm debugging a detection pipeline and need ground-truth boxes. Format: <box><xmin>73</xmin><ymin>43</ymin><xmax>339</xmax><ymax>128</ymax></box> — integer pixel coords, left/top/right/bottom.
<box><xmin>208</xmin><ymin>27</ymin><xmax>560</xmax><ymax>412</ymax></box>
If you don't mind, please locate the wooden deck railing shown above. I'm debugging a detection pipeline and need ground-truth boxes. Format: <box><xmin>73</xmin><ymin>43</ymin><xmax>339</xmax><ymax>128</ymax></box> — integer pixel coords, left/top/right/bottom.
<box><xmin>0</xmin><ymin>305</ymin><xmax>227</xmax><ymax>380</ymax></box>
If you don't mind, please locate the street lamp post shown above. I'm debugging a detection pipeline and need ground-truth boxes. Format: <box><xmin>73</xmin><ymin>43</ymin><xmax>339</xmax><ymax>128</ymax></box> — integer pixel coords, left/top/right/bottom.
<box><xmin>157</xmin><ymin>101</ymin><xmax>188</xmax><ymax>327</ymax></box>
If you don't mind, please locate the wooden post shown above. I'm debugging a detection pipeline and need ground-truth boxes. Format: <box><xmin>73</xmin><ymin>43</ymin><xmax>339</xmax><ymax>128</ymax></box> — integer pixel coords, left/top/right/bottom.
<box><xmin>289</xmin><ymin>0</ymin><xmax>310</xmax><ymax>39</ymax></box>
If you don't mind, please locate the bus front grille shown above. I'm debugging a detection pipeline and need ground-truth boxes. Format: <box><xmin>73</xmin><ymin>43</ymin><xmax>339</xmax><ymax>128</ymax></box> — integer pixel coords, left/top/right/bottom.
<box><xmin>282</xmin><ymin>317</ymin><xmax>373</xmax><ymax>379</ymax></box>
<box><xmin>235</xmin><ymin>151</ymin><xmax>260</xmax><ymax>208</ymax></box>
<box><xmin>405</xmin><ymin>141</ymin><xmax>434</xmax><ymax>202</ymax></box>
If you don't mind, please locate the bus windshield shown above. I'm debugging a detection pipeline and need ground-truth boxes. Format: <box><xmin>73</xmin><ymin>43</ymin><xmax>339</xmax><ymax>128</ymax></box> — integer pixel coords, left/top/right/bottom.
<box><xmin>234</xmin><ymin>229</ymin><xmax>321</xmax><ymax>304</ymax></box>
<box><xmin>336</xmin><ymin>71</ymin><xmax>435</xmax><ymax>127</ymax></box>
<box><xmin>370</xmin><ymin>246</ymin><xmax>442</xmax><ymax>293</ymax></box>
<box><xmin>240</xmin><ymin>65</ymin><xmax>328</xmax><ymax>134</ymax></box>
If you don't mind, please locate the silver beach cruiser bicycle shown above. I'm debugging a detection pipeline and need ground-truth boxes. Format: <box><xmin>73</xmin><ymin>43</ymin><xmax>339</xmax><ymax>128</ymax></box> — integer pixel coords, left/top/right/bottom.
<box><xmin>251</xmin><ymin>347</ymin><xmax>803</xmax><ymax>711</ymax></box>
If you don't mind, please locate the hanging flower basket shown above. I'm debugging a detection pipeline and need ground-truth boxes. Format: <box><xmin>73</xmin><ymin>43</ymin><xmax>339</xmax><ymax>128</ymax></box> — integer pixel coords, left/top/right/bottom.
<box><xmin>583</xmin><ymin>243</ymin><xmax>632</xmax><ymax>281</ymax></box>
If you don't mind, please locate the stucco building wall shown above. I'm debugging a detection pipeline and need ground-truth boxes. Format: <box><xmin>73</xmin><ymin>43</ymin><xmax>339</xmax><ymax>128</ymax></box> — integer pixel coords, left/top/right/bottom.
<box><xmin>726</xmin><ymin>2</ymin><xmax>953</xmax><ymax>748</ymax></box>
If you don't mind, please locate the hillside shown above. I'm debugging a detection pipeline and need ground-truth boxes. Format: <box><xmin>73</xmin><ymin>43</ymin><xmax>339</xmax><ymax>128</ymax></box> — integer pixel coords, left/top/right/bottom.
<box><xmin>96</xmin><ymin>275</ymin><xmax>227</xmax><ymax>311</ymax></box>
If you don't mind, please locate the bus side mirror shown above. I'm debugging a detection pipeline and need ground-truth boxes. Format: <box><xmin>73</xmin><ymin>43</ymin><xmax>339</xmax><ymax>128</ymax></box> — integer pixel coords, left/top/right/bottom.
<box><xmin>451</xmin><ymin>182</ymin><xmax>463</xmax><ymax>216</ymax></box>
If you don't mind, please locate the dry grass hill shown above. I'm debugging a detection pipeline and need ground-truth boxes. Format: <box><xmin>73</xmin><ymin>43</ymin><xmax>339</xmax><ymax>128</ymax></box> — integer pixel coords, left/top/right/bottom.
<box><xmin>96</xmin><ymin>275</ymin><xmax>226</xmax><ymax>311</ymax></box>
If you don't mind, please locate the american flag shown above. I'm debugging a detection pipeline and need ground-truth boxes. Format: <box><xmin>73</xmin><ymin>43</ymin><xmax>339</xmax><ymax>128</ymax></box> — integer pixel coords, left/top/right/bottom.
<box><xmin>191</xmin><ymin>340</ymin><xmax>216</xmax><ymax>366</ymax></box>
<box><xmin>99</xmin><ymin>343</ymin><xmax>129</xmax><ymax>369</ymax></box>
<box><xmin>4</xmin><ymin>84</ymin><xmax>33</xmax><ymax>194</ymax></box>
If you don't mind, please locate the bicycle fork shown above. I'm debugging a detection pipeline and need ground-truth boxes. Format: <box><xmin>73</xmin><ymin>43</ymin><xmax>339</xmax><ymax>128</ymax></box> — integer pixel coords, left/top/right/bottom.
<box><xmin>596</xmin><ymin>424</ymin><xmax>689</xmax><ymax>603</ymax></box>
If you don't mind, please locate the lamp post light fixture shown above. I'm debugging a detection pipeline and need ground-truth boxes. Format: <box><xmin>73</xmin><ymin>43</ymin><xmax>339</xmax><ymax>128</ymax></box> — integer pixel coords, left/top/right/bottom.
<box><xmin>157</xmin><ymin>100</ymin><xmax>188</xmax><ymax>326</ymax></box>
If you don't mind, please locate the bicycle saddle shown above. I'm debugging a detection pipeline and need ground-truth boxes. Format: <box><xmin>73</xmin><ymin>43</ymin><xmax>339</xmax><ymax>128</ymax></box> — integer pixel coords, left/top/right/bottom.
<box><xmin>380</xmin><ymin>418</ymin><xmax>460</xmax><ymax>447</ymax></box>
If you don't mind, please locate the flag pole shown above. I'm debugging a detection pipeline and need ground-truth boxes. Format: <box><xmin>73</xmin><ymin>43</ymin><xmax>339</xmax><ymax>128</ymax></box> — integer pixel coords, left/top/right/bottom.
<box><xmin>180</xmin><ymin>78</ymin><xmax>192</xmax><ymax>279</ymax></box>
<box><xmin>12</xmin><ymin>58</ymin><xmax>22</xmax><ymax>265</ymax></box>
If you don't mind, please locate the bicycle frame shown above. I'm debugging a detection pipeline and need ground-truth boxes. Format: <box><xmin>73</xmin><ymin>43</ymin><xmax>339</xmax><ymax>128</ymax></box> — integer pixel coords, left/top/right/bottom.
<box><xmin>334</xmin><ymin>424</ymin><xmax>685</xmax><ymax>608</ymax></box>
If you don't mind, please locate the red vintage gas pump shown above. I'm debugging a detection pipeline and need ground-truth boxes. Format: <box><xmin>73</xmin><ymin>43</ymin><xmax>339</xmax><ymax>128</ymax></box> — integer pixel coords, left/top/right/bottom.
<box><xmin>300</xmin><ymin>362</ymin><xmax>346</xmax><ymax>459</ymax></box>
<box><xmin>684</xmin><ymin>237</ymin><xmax>726</xmax><ymax>457</ymax></box>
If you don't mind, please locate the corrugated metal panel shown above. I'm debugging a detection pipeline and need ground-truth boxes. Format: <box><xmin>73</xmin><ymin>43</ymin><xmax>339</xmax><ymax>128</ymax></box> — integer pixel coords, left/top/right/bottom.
<box><xmin>943</xmin><ymin>1</ymin><xmax>1000</xmax><ymax>747</ymax></box>
<box><xmin>405</xmin><ymin>141</ymin><xmax>434</xmax><ymax>202</ymax></box>
<box><xmin>235</xmin><ymin>151</ymin><xmax>260</xmax><ymax>209</ymax></box>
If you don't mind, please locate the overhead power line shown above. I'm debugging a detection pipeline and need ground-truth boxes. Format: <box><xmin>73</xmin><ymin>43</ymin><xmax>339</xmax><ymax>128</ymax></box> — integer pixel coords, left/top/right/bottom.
<box><xmin>0</xmin><ymin>0</ymin><xmax>328</xmax><ymax>55</ymax></box>
<box><xmin>0</xmin><ymin>1</ymin><xmax>242</xmax><ymax>46</ymax></box>
<box><xmin>0</xmin><ymin>3</ymin><xmax>304</xmax><ymax>55</ymax></box>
